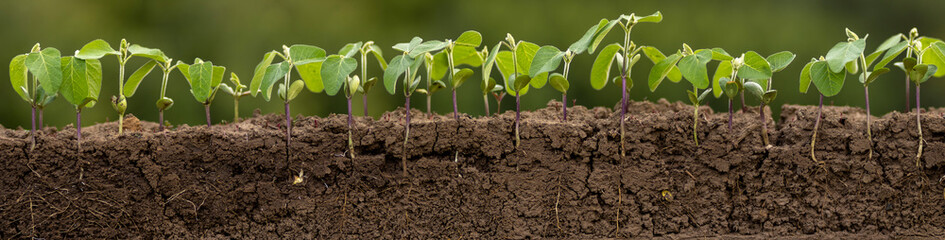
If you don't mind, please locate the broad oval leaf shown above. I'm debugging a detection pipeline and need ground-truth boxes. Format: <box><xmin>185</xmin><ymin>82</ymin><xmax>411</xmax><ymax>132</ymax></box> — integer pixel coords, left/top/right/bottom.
<box><xmin>187</xmin><ymin>61</ymin><xmax>214</xmax><ymax>103</ymax></box>
<box><xmin>430</xmin><ymin>51</ymin><xmax>449</xmax><ymax>80</ymax></box>
<box><xmin>766</xmin><ymin>51</ymin><xmax>796</xmax><ymax>72</ymax></box>
<box><xmin>495</xmin><ymin>51</ymin><xmax>515</xmax><ymax>81</ymax></box>
<box><xmin>212</xmin><ymin>65</ymin><xmax>225</xmax><ymax>88</ymax></box>
<box><xmin>259</xmin><ymin>62</ymin><xmax>291</xmax><ymax>101</ymax></box>
<box><xmin>290</xmin><ymin>44</ymin><xmax>327</xmax><ymax>64</ymax></box>
<box><xmin>321</xmin><ymin>55</ymin><xmax>359</xmax><ymax>96</ymax></box>
<box><xmin>384</xmin><ymin>55</ymin><xmax>410</xmax><ymax>94</ymax></box>
<box><xmin>677</xmin><ymin>49</ymin><xmax>712</xmax><ymax>89</ymax></box>
<box><xmin>920</xmin><ymin>41</ymin><xmax>945</xmax><ymax>77</ymax></box>
<box><xmin>9</xmin><ymin>54</ymin><xmax>29</xmax><ymax>102</ymax></box>
<box><xmin>124</xmin><ymin>60</ymin><xmax>157</xmax><ymax>97</ymax></box>
<box><xmin>26</xmin><ymin>47</ymin><xmax>63</xmax><ymax>94</ymax></box>
<box><xmin>408</xmin><ymin>40</ymin><xmax>447</xmax><ymax>58</ymax></box>
<box><xmin>455</xmin><ymin>30</ymin><xmax>482</xmax><ymax>47</ymax></box>
<box><xmin>647</xmin><ymin>52</ymin><xmax>682</xmax><ymax>91</ymax></box>
<box><xmin>249</xmin><ymin>51</ymin><xmax>278</xmax><ymax>97</ymax></box>
<box><xmin>128</xmin><ymin>44</ymin><xmax>168</xmax><ymax>63</ymax></box>
<box><xmin>452</xmin><ymin>45</ymin><xmax>483</xmax><ymax>67</ymax></box>
<box><xmin>549</xmin><ymin>73</ymin><xmax>569</xmax><ymax>93</ymax></box>
<box><xmin>799</xmin><ymin>60</ymin><xmax>814</xmax><ymax>93</ymax></box>
<box><xmin>515</xmin><ymin>41</ymin><xmax>540</xmax><ymax>75</ymax></box>
<box><xmin>75</xmin><ymin>39</ymin><xmax>118</xmax><ymax>60</ymax></box>
<box><xmin>873</xmin><ymin>41</ymin><xmax>907</xmax><ymax>71</ymax></box>
<box><xmin>513</xmin><ymin>74</ymin><xmax>532</xmax><ymax>92</ymax></box>
<box><xmin>505</xmin><ymin>74</ymin><xmax>530</xmax><ymax>96</ymax></box>
<box><xmin>641</xmin><ymin>46</ymin><xmax>683</xmax><ymax>82</ymax></box>
<box><xmin>287</xmin><ymin>79</ymin><xmax>305</xmax><ymax>101</ymax></box>
<box><xmin>338</xmin><ymin>42</ymin><xmax>363</xmax><ymax>59</ymax></box>
<box><xmin>529</xmin><ymin>45</ymin><xmax>564</xmax><ymax>78</ymax></box>
<box><xmin>60</xmin><ymin>57</ymin><xmax>93</xmax><ymax>107</ymax></box>
<box><xmin>569</xmin><ymin>19</ymin><xmax>607</xmax><ymax>54</ymax></box>
<box><xmin>810</xmin><ymin>61</ymin><xmax>845</xmax><ymax>97</ymax></box>
<box><xmin>825</xmin><ymin>39</ymin><xmax>866</xmax><ymax>73</ymax></box>
<box><xmin>588</xmin><ymin>19</ymin><xmax>618</xmax><ymax>54</ymax></box>
<box><xmin>736</xmin><ymin>51</ymin><xmax>772</xmax><ymax>80</ymax></box>
<box><xmin>297</xmin><ymin>61</ymin><xmax>324</xmax><ymax>93</ymax></box>
<box><xmin>744</xmin><ymin>81</ymin><xmax>764</xmax><ymax>100</ymax></box>
<box><xmin>721</xmin><ymin>78</ymin><xmax>739</xmax><ymax>99</ymax></box>
<box><xmin>591</xmin><ymin>43</ymin><xmax>621</xmax><ymax>90</ymax></box>
<box><xmin>711</xmin><ymin>48</ymin><xmax>733</xmax><ymax>61</ymax></box>
<box><xmin>632</xmin><ymin>11</ymin><xmax>663</xmax><ymax>23</ymax></box>
<box><xmin>712</xmin><ymin>60</ymin><xmax>733</xmax><ymax>98</ymax></box>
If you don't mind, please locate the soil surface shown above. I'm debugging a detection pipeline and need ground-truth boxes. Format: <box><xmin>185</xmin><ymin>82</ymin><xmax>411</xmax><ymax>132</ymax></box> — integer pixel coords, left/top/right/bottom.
<box><xmin>1</xmin><ymin>99</ymin><xmax>944</xmax><ymax>239</ymax></box>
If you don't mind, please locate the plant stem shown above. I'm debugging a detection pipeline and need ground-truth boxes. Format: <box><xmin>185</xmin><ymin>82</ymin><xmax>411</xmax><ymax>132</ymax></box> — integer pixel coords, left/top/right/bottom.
<box><xmin>76</xmin><ymin>108</ymin><xmax>82</xmax><ymax>150</ymax></box>
<box><xmin>562</xmin><ymin>93</ymin><xmax>568</xmax><ymax>122</ymax></box>
<box><xmin>285</xmin><ymin>101</ymin><xmax>291</xmax><ymax>160</ymax></box>
<box><xmin>760</xmin><ymin>104</ymin><xmax>769</xmax><ymax>147</ymax></box>
<box><xmin>118</xmin><ymin>110</ymin><xmax>125</xmax><ymax>135</ymax></box>
<box><xmin>620</xmin><ymin>73</ymin><xmax>627</xmax><ymax>157</ymax></box>
<box><xmin>347</xmin><ymin>96</ymin><xmax>355</xmax><ymax>158</ymax></box>
<box><xmin>453</xmin><ymin>89</ymin><xmax>459</xmax><ymax>120</ymax></box>
<box><xmin>363</xmin><ymin>94</ymin><xmax>369</xmax><ymax>117</ymax></box>
<box><xmin>693</xmin><ymin>103</ymin><xmax>699</xmax><ymax>146</ymax></box>
<box><xmin>916</xmin><ymin>83</ymin><xmax>923</xmax><ymax>166</ymax></box>
<box><xmin>233</xmin><ymin>99</ymin><xmax>240</xmax><ymax>123</ymax></box>
<box><xmin>426</xmin><ymin>94</ymin><xmax>432</xmax><ymax>115</ymax></box>
<box><xmin>205</xmin><ymin>104</ymin><xmax>212</xmax><ymax>127</ymax></box>
<box><xmin>865</xmin><ymin>85</ymin><xmax>873</xmax><ymax>159</ymax></box>
<box><xmin>30</xmin><ymin>106</ymin><xmax>36</xmax><ymax>151</ymax></box>
<box><xmin>728</xmin><ymin>99</ymin><xmax>733</xmax><ymax>131</ymax></box>
<box><xmin>905</xmin><ymin>75</ymin><xmax>911</xmax><ymax>111</ymax></box>
<box><xmin>403</xmin><ymin>96</ymin><xmax>411</xmax><ymax>177</ymax></box>
<box><xmin>483</xmin><ymin>94</ymin><xmax>491</xmax><ymax>116</ymax></box>
<box><xmin>515</xmin><ymin>92</ymin><xmax>521</xmax><ymax>148</ymax></box>
<box><xmin>159</xmin><ymin>110</ymin><xmax>165</xmax><ymax>131</ymax></box>
<box><xmin>811</xmin><ymin>94</ymin><xmax>823</xmax><ymax>163</ymax></box>
<box><xmin>118</xmin><ymin>56</ymin><xmax>126</xmax><ymax>135</ymax></box>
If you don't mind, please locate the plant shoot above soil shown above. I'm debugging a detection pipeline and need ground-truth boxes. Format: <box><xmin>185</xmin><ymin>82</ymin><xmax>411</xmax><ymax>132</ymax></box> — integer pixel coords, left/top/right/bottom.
<box><xmin>496</xmin><ymin>33</ymin><xmax>542</xmax><ymax>148</ymax></box>
<box><xmin>320</xmin><ymin>43</ymin><xmax>361</xmax><ymax>158</ymax></box>
<box><xmin>10</xmin><ymin>44</ymin><xmax>62</xmax><ymax>150</ymax></box>
<box><xmin>177</xmin><ymin>58</ymin><xmax>226</xmax><ymax>127</ymax></box>
<box><xmin>219</xmin><ymin>73</ymin><xmax>250</xmax><ymax>123</ymax></box>
<box><xmin>893</xmin><ymin>28</ymin><xmax>945</xmax><ymax>165</ymax></box>
<box><xmin>76</xmin><ymin>39</ymin><xmax>155</xmax><ymax>135</ymax></box>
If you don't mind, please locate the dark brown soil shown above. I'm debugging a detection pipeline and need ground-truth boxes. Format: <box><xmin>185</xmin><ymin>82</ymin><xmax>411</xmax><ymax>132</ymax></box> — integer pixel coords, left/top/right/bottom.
<box><xmin>2</xmin><ymin>99</ymin><xmax>944</xmax><ymax>239</ymax></box>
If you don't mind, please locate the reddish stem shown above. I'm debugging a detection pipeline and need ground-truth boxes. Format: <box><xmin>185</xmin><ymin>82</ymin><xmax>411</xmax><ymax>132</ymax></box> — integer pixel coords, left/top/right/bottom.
<box><xmin>159</xmin><ymin>110</ymin><xmax>165</xmax><ymax>131</ymax></box>
<box><xmin>515</xmin><ymin>92</ymin><xmax>521</xmax><ymax>148</ymax></box>
<box><xmin>562</xmin><ymin>93</ymin><xmax>568</xmax><ymax>122</ymax></box>
<box><xmin>452</xmin><ymin>89</ymin><xmax>459</xmax><ymax>120</ymax></box>
<box><xmin>205</xmin><ymin>104</ymin><xmax>212</xmax><ymax>127</ymax></box>
<box><xmin>285</xmin><ymin>102</ymin><xmax>291</xmax><ymax>160</ymax></box>
<box><xmin>905</xmin><ymin>75</ymin><xmax>911</xmax><ymax>111</ymax></box>
<box><xmin>363</xmin><ymin>94</ymin><xmax>369</xmax><ymax>116</ymax></box>
<box><xmin>76</xmin><ymin>108</ymin><xmax>82</xmax><ymax>149</ymax></box>
<box><xmin>30</xmin><ymin>107</ymin><xmax>36</xmax><ymax>149</ymax></box>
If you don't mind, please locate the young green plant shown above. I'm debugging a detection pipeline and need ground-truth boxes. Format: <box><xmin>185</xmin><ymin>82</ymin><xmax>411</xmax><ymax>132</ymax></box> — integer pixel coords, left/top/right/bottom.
<box><xmin>177</xmin><ymin>59</ymin><xmax>227</xmax><ymax>127</ymax></box>
<box><xmin>76</xmin><ymin>39</ymin><xmax>157</xmax><ymax>134</ymax></box>
<box><xmin>743</xmin><ymin>79</ymin><xmax>777</xmax><ymax>147</ymax></box>
<box><xmin>384</xmin><ymin>37</ymin><xmax>445</xmax><ymax>176</ymax></box>
<box><xmin>338</xmin><ymin>42</ymin><xmax>386</xmax><ymax>116</ymax></box>
<box><xmin>119</xmin><ymin>45</ymin><xmax>176</xmax><ymax>131</ymax></box>
<box><xmin>587</xmin><ymin>11</ymin><xmax>662</xmax><ymax>156</ymax></box>
<box><xmin>476</xmin><ymin>44</ymin><xmax>503</xmax><ymax>116</ymax></box>
<box><xmin>893</xmin><ymin>28</ymin><xmax>945</xmax><ymax>165</ymax></box>
<box><xmin>418</xmin><ymin>52</ymin><xmax>447</xmax><ymax>115</ymax></box>
<box><xmin>59</xmin><ymin>53</ymin><xmax>102</xmax><ymax>149</ymax></box>
<box><xmin>249</xmin><ymin>44</ymin><xmax>326</xmax><ymax>159</ymax></box>
<box><xmin>443</xmin><ymin>31</ymin><xmax>483</xmax><ymax>120</ymax></box>
<box><xmin>10</xmin><ymin>44</ymin><xmax>62</xmax><ymax>150</ymax></box>
<box><xmin>321</xmin><ymin>44</ymin><xmax>364</xmax><ymax>158</ymax></box>
<box><xmin>800</xmin><ymin>34</ymin><xmax>863</xmax><ymax>163</ymax></box>
<box><xmin>219</xmin><ymin>73</ymin><xmax>250</xmax><ymax>123</ymax></box>
<box><xmin>495</xmin><ymin>33</ymin><xmax>545</xmax><ymax>148</ymax></box>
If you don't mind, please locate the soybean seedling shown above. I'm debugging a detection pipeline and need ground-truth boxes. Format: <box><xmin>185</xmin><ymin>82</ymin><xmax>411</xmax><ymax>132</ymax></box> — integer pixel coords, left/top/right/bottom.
<box><xmin>475</xmin><ymin>45</ymin><xmax>503</xmax><ymax>116</ymax></box>
<box><xmin>527</xmin><ymin>45</ymin><xmax>575</xmax><ymax>121</ymax></box>
<box><xmin>249</xmin><ymin>44</ymin><xmax>325</xmax><ymax>159</ymax></box>
<box><xmin>495</xmin><ymin>33</ymin><xmax>545</xmax><ymax>148</ymax></box>
<box><xmin>707</xmin><ymin>48</ymin><xmax>738</xmax><ymax>131</ymax></box>
<box><xmin>10</xmin><ymin>44</ymin><xmax>62</xmax><ymax>150</ymax></box>
<box><xmin>321</xmin><ymin>45</ymin><xmax>362</xmax><ymax>158</ymax></box>
<box><xmin>59</xmin><ymin>53</ymin><xmax>102</xmax><ymax>149</ymax></box>
<box><xmin>337</xmin><ymin>41</ymin><xmax>386</xmax><ymax>116</ymax></box>
<box><xmin>219</xmin><ymin>73</ymin><xmax>250</xmax><ymax>123</ymax></box>
<box><xmin>76</xmin><ymin>39</ymin><xmax>157</xmax><ymax>134</ymax></box>
<box><xmin>800</xmin><ymin>34</ymin><xmax>863</xmax><ymax>163</ymax></box>
<box><xmin>743</xmin><ymin>78</ymin><xmax>778</xmax><ymax>147</ymax></box>
<box><xmin>587</xmin><ymin>11</ymin><xmax>662</xmax><ymax>156</ymax></box>
<box><xmin>177</xmin><ymin>58</ymin><xmax>227</xmax><ymax>127</ymax></box>
<box><xmin>646</xmin><ymin>44</ymin><xmax>730</xmax><ymax>145</ymax></box>
<box><xmin>384</xmin><ymin>37</ymin><xmax>445</xmax><ymax>176</ymax></box>
<box><xmin>443</xmin><ymin>31</ymin><xmax>484</xmax><ymax>120</ymax></box>
<box><xmin>418</xmin><ymin>52</ymin><xmax>448</xmax><ymax>115</ymax></box>
<box><xmin>893</xmin><ymin>28</ymin><xmax>945</xmax><ymax>165</ymax></box>
<box><xmin>120</xmin><ymin>44</ymin><xmax>176</xmax><ymax>131</ymax></box>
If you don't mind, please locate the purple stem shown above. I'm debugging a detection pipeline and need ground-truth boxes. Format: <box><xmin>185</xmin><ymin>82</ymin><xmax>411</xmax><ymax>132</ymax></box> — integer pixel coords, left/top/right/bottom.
<box><xmin>285</xmin><ymin>102</ymin><xmax>291</xmax><ymax>157</ymax></box>
<box><xmin>515</xmin><ymin>92</ymin><xmax>521</xmax><ymax>148</ymax></box>
<box><xmin>452</xmin><ymin>89</ymin><xmax>459</xmax><ymax>120</ymax></box>
<box><xmin>205</xmin><ymin>105</ymin><xmax>212</xmax><ymax>127</ymax></box>
<box><xmin>728</xmin><ymin>99</ymin><xmax>733</xmax><ymax>131</ymax></box>
<box><xmin>348</xmin><ymin>96</ymin><xmax>355</xmax><ymax>158</ymax></box>
<box><xmin>760</xmin><ymin>104</ymin><xmax>768</xmax><ymax>146</ymax></box>
<box><xmin>905</xmin><ymin>75</ymin><xmax>911</xmax><ymax>111</ymax></box>
<box><xmin>620</xmin><ymin>73</ymin><xmax>627</xmax><ymax>156</ymax></box>
<box><xmin>562</xmin><ymin>93</ymin><xmax>568</xmax><ymax>122</ymax></box>
<box><xmin>363</xmin><ymin>94</ymin><xmax>369</xmax><ymax>116</ymax></box>
<box><xmin>347</xmin><ymin>97</ymin><xmax>353</xmax><ymax>129</ymax></box>
<box><xmin>76</xmin><ymin>109</ymin><xmax>82</xmax><ymax>149</ymax></box>
<box><xmin>30</xmin><ymin>107</ymin><xmax>36</xmax><ymax>148</ymax></box>
<box><xmin>159</xmin><ymin>110</ymin><xmax>165</xmax><ymax>131</ymax></box>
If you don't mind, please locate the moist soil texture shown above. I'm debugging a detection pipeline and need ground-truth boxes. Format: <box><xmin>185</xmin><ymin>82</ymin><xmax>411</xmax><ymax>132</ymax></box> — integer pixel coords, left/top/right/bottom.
<box><xmin>1</xmin><ymin>99</ymin><xmax>944</xmax><ymax>239</ymax></box>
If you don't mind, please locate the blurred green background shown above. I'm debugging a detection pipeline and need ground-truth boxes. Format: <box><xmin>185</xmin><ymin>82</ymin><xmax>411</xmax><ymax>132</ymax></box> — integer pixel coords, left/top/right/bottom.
<box><xmin>3</xmin><ymin>0</ymin><xmax>944</xmax><ymax>129</ymax></box>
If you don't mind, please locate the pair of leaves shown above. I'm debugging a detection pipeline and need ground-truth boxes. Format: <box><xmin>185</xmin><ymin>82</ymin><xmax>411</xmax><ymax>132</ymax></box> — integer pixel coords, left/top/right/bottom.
<box><xmin>718</xmin><ymin>77</ymin><xmax>740</xmax><ymax>99</ymax></box>
<box><xmin>278</xmin><ymin>80</ymin><xmax>306</xmax><ymax>101</ymax></box>
<box><xmin>744</xmin><ymin>81</ymin><xmax>777</xmax><ymax>104</ymax></box>
<box><xmin>178</xmin><ymin>60</ymin><xmax>225</xmax><ymax>104</ymax></box>
<box><xmin>25</xmin><ymin>48</ymin><xmax>64</xmax><ymax>96</ymax></box>
<box><xmin>686</xmin><ymin>89</ymin><xmax>712</xmax><ymax>105</ymax></box>
<box><xmin>480</xmin><ymin>44</ymin><xmax>502</xmax><ymax>95</ymax></box>
<box><xmin>60</xmin><ymin>57</ymin><xmax>103</xmax><ymax>109</ymax></box>
<box><xmin>800</xmin><ymin>60</ymin><xmax>845</xmax><ymax>97</ymax></box>
<box><xmin>641</xmin><ymin>46</ymin><xmax>683</xmax><ymax>91</ymax></box>
<box><xmin>577</xmin><ymin>11</ymin><xmax>662</xmax><ymax>54</ymax></box>
<box><xmin>250</xmin><ymin>45</ymin><xmax>327</xmax><ymax>101</ymax></box>
<box><xmin>321</xmin><ymin>55</ymin><xmax>358</xmax><ymax>96</ymax></box>
<box><xmin>824</xmin><ymin>39</ymin><xmax>866</xmax><ymax>73</ymax></box>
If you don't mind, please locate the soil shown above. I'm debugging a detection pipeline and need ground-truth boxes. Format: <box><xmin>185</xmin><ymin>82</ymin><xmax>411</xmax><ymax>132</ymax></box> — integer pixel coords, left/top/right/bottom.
<box><xmin>1</xmin><ymin>99</ymin><xmax>944</xmax><ymax>239</ymax></box>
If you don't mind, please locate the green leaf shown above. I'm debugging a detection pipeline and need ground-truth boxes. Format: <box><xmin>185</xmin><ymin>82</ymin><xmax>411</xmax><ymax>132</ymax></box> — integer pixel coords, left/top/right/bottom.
<box><xmin>721</xmin><ymin>78</ymin><xmax>739</xmax><ymax>99</ymax></box>
<box><xmin>212</xmin><ymin>65</ymin><xmax>225</xmax><ymax>88</ymax></box>
<box><xmin>495</xmin><ymin>51</ymin><xmax>515</xmax><ymax>81</ymax></box>
<box><xmin>249</xmin><ymin>51</ymin><xmax>278</xmax><ymax>97</ymax></box>
<box><xmin>321</xmin><ymin>55</ymin><xmax>359</xmax><ymax>96</ymax></box>
<box><xmin>156</xmin><ymin>97</ymin><xmax>174</xmax><ymax>111</ymax></box>
<box><xmin>75</xmin><ymin>39</ymin><xmax>118</xmax><ymax>60</ymax></box>
<box><xmin>677</xmin><ymin>49</ymin><xmax>712</xmax><ymax>89</ymax></box>
<box><xmin>762</xmin><ymin>90</ymin><xmax>777</xmax><ymax>104</ymax></box>
<box><xmin>348</xmin><ymin>75</ymin><xmax>361</xmax><ymax>95</ymax></box>
<box><xmin>481</xmin><ymin>76</ymin><xmax>497</xmax><ymax>94</ymax></box>
<box><xmin>799</xmin><ymin>60</ymin><xmax>814</xmax><ymax>93</ymax></box>
<box><xmin>515</xmin><ymin>41</ymin><xmax>540</xmax><ymax>75</ymax></box>
<box><xmin>455</xmin><ymin>30</ymin><xmax>482</xmax><ymax>47</ymax></box>
<box><xmin>338</xmin><ymin>42</ymin><xmax>363</xmax><ymax>59</ymax></box>
<box><xmin>910</xmin><ymin>64</ymin><xmax>937</xmax><ymax>84</ymax></box>
<box><xmin>711</xmin><ymin>48</ymin><xmax>733</xmax><ymax>61</ymax></box>
<box><xmin>737</xmin><ymin>51</ymin><xmax>772</xmax><ymax>80</ymax></box>
<box><xmin>873</xmin><ymin>41</ymin><xmax>907</xmax><ymax>71</ymax></box>
<box><xmin>368</xmin><ymin>44</ymin><xmax>387</xmax><ymax>70</ymax></box>
<box><xmin>712</xmin><ymin>60</ymin><xmax>732</xmax><ymax>98</ymax></box>
<box><xmin>429</xmin><ymin>80</ymin><xmax>447</xmax><ymax>94</ymax></box>
<box><xmin>287</xmin><ymin>79</ymin><xmax>304</xmax><ymax>101</ymax></box>
<box><xmin>408</xmin><ymin>40</ymin><xmax>447</xmax><ymax>58</ymax></box>
<box><xmin>863</xmin><ymin>68</ymin><xmax>890</xmax><ymax>85</ymax></box>
<box><xmin>128</xmin><ymin>44</ymin><xmax>168</xmax><ymax>63</ymax></box>
<box><xmin>845</xmin><ymin>60</ymin><xmax>859</xmax><ymax>74</ymax></box>
<box><xmin>647</xmin><ymin>53</ymin><xmax>682</xmax><ymax>91</ymax></box>
<box><xmin>290</xmin><ymin>44</ymin><xmax>327</xmax><ymax>64</ymax></box>
<box><xmin>384</xmin><ymin>55</ymin><xmax>410</xmax><ymax>95</ymax></box>
<box><xmin>810</xmin><ymin>61</ymin><xmax>845</xmax><ymax>97</ymax></box>
<box><xmin>744</xmin><ymin>81</ymin><xmax>764</xmax><ymax>100</ymax></box>
<box><xmin>529</xmin><ymin>45</ymin><xmax>564</xmax><ymax>78</ymax></box>
<box><xmin>297</xmin><ymin>61</ymin><xmax>324</xmax><ymax>93</ymax></box>
<box><xmin>591</xmin><ymin>44</ymin><xmax>621</xmax><ymax>90</ymax></box>
<box><xmin>588</xmin><ymin>19</ymin><xmax>618</xmax><ymax>54</ymax></box>
<box><xmin>220</xmin><ymin>83</ymin><xmax>235</xmax><ymax>95</ymax></box>
<box><xmin>766</xmin><ymin>51</ymin><xmax>796</xmax><ymax>72</ymax></box>
<box><xmin>569</xmin><ymin>19</ymin><xmax>607</xmax><ymax>54</ymax></box>
<box><xmin>825</xmin><ymin>39</ymin><xmax>866</xmax><ymax>73</ymax></box>
<box><xmin>259</xmin><ymin>62</ymin><xmax>291</xmax><ymax>101</ymax></box>
<box><xmin>123</xmin><ymin>60</ymin><xmax>157</xmax><ymax>97</ymax></box>
<box><xmin>451</xmin><ymin>68</ymin><xmax>474</xmax><ymax>88</ymax></box>
<box><xmin>640</xmin><ymin>46</ymin><xmax>682</xmax><ymax>82</ymax></box>
<box><xmin>187</xmin><ymin>61</ymin><xmax>213</xmax><ymax>103</ymax></box>
<box><xmin>60</xmin><ymin>57</ymin><xmax>102</xmax><ymax>108</ymax></box>
<box><xmin>549</xmin><ymin>73</ymin><xmax>568</xmax><ymax>93</ymax></box>
<box><xmin>698</xmin><ymin>88</ymin><xmax>712</xmax><ymax>102</ymax></box>
<box><xmin>875</xmin><ymin>34</ymin><xmax>903</xmax><ymax>53</ymax></box>
<box><xmin>26</xmin><ymin>47</ymin><xmax>63</xmax><ymax>94</ymax></box>
<box><xmin>687</xmin><ymin>90</ymin><xmax>699</xmax><ymax>105</ymax></box>
<box><xmin>481</xmin><ymin>43</ymin><xmax>501</xmax><ymax>82</ymax></box>
<box><xmin>920</xmin><ymin>41</ymin><xmax>945</xmax><ymax>77</ymax></box>
<box><xmin>632</xmin><ymin>11</ymin><xmax>663</xmax><ymax>23</ymax></box>
<box><xmin>362</xmin><ymin>76</ymin><xmax>378</xmax><ymax>93</ymax></box>
<box><xmin>9</xmin><ymin>54</ymin><xmax>29</xmax><ymax>102</ymax></box>
<box><xmin>431</xmin><ymin>51</ymin><xmax>449</xmax><ymax>80</ymax></box>
<box><xmin>513</xmin><ymin>74</ymin><xmax>531</xmax><ymax>92</ymax></box>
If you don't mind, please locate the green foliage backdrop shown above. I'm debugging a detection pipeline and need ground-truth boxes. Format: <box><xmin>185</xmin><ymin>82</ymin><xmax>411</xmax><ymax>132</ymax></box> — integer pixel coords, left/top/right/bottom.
<box><xmin>2</xmin><ymin>0</ymin><xmax>944</xmax><ymax>128</ymax></box>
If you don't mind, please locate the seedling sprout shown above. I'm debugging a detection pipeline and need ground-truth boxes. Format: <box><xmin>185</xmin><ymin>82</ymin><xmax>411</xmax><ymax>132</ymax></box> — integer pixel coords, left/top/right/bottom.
<box><xmin>10</xmin><ymin>44</ymin><xmax>62</xmax><ymax>150</ymax></box>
